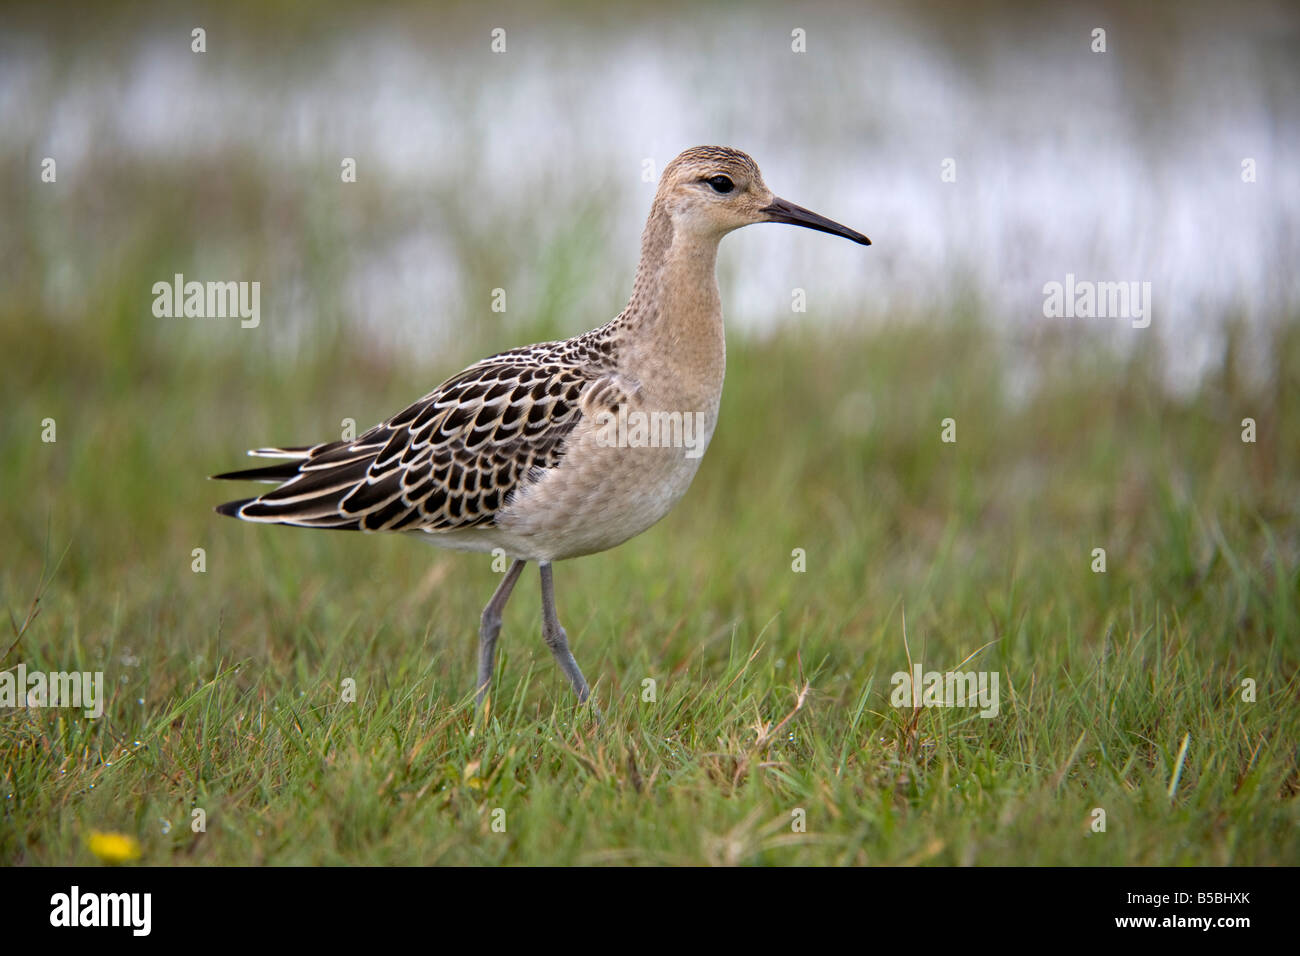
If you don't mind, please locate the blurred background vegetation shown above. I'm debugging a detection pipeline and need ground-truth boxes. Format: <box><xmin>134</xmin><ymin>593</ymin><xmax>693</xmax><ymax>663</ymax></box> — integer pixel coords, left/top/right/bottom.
<box><xmin>1</xmin><ymin>0</ymin><xmax>1296</xmax><ymax>864</ymax></box>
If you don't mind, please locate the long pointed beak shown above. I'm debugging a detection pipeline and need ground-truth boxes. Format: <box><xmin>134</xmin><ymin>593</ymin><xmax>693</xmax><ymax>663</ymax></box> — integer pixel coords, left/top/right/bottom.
<box><xmin>761</xmin><ymin>196</ymin><xmax>870</xmax><ymax>245</ymax></box>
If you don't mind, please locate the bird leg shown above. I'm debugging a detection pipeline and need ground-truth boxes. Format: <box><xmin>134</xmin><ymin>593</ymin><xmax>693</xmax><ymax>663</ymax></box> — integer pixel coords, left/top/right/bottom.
<box><xmin>538</xmin><ymin>562</ymin><xmax>594</xmax><ymax>706</ymax></box>
<box><xmin>477</xmin><ymin>558</ymin><xmax>526</xmax><ymax>708</ymax></box>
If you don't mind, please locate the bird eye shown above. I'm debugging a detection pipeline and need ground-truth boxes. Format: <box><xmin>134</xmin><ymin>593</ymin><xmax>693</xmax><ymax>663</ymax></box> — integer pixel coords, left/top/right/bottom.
<box><xmin>704</xmin><ymin>175</ymin><xmax>734</xmax><ymax>194</ymax></box>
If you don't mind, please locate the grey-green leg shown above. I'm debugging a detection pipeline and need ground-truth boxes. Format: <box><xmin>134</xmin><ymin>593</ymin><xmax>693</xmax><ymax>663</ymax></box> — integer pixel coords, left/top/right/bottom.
<box><xmin>538</xmin><ymin>562</ymin><xmax>593</xmax><ymax>705</ymax></box>
<box><xmin>477</xmin><ymin>558</ymin><xmax>526</xmax><ymax>707</ymax></box>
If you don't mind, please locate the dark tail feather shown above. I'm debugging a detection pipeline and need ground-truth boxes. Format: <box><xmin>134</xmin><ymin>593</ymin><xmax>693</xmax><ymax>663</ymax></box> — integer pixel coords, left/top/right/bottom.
<box><xmin>211</xmin><ymin>461</ymin><xmax>305</xmax><ymax>482</ymax></box>
<box><xmin>215</xmin><ymin>497</ymin><xmax>255</xmax><ymax>517</ymax></box>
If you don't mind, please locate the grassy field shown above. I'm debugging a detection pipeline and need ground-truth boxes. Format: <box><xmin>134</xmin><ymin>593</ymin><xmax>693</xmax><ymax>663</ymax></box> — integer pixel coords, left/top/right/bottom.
<box><xmin>3</xmin><ymin>278</ymin><xmax>1297</xmax><ymax>864</ymax></box>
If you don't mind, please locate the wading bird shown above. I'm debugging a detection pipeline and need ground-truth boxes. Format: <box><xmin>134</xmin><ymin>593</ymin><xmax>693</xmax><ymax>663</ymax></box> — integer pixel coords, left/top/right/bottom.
<box><xmin>214</xmin><ymin>146</ymin><xmax>869</xmax><ymax>710</ymax></box>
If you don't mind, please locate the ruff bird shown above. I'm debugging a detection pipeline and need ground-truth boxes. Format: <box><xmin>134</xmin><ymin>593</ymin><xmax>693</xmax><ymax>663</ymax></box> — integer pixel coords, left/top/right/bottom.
<box><xmin>214</xmin><ymin>145</ymin><xmax>869</xmax><ymax>710</ymax></box>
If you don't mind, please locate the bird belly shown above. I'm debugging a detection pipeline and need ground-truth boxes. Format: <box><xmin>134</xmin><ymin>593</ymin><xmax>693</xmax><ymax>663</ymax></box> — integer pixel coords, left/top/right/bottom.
<box><xmin>485</xmin><ymin>401</ymin><xmax>718</xmax><ymax>561</ymax></box>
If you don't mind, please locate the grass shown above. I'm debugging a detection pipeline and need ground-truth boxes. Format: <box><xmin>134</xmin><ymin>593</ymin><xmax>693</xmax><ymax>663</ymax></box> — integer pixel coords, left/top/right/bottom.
<box><xmin>2</xmin><ymin>281</ymin><xmax>1297</xmax><ymax>864</ymax></box>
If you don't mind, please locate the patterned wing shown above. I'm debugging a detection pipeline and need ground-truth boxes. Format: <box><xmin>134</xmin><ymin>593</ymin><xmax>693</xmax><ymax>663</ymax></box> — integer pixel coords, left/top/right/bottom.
<box><xmin>215</xmin><ymin>354</ymin><xmax>604</xmax><ymax>533</ymax></box>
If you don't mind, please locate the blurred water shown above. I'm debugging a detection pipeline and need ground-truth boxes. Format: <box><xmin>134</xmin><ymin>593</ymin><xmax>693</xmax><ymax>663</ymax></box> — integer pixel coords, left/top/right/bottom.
<box><xmin>4</xmin><ymin>2</ymin><xmax>1298</xmax><ymax>389</ymax></box>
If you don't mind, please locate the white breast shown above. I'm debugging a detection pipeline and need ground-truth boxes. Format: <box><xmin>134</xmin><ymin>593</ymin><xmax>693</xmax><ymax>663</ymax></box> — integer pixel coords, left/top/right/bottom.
<box><xmin>489</xmin><ymin>396</ymin><xmax>719</xmax><ymax>561</ymax></box>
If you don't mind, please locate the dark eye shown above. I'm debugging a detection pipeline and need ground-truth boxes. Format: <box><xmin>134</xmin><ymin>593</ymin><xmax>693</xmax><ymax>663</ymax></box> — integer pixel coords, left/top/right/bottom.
<box><xmin>704</xmin><ymin>175</ymin><xmax>734</xmax><ymax>194</ymax></box>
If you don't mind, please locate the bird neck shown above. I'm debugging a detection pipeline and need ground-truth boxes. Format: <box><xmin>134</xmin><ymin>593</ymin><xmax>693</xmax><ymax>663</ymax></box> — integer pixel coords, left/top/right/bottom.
<box><xmin>618</xmin><ymin>200</ymin><xmax>727</xmax><ymax>398</ymax></box>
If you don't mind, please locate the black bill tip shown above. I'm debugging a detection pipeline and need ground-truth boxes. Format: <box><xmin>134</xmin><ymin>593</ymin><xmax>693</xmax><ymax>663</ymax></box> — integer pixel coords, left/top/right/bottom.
<box><xmin>762</xmin><ymin>196</ymin><xmax>870</xmax><ymax>245</ymax></box>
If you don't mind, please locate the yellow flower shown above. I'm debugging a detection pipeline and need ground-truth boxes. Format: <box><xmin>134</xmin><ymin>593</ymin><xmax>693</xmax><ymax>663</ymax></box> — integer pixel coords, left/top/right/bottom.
<box><xmin>87</xmin><ymin>831</ymin><xmax>141</xmax><ymax>864</ymax></box>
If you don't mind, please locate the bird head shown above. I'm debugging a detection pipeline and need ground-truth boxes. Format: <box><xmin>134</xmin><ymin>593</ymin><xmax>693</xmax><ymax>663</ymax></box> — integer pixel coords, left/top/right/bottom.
<box><xmin>655</xmin><ymin>145</ymin><xmax>870</xmax><ymax>245</ymax></box>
